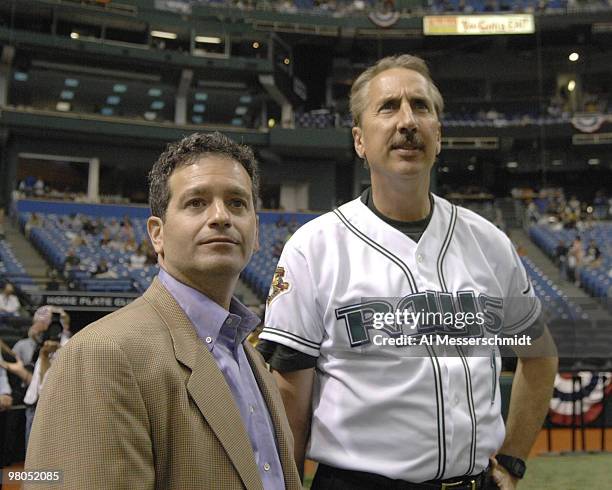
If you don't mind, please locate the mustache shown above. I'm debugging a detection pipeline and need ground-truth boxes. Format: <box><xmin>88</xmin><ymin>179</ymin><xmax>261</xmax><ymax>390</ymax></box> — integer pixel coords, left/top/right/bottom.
<box><xmin>391</xmin><ymin>133</ymin><xmax>425</xmax><ymax>150</ymax></box>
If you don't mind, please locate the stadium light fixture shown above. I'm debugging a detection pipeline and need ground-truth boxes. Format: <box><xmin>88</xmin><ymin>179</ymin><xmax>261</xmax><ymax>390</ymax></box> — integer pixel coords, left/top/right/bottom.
<box><xmin>101</xmin><ymin>107</ymin><xmax>113</xmax><ymax>116</ymax></box>
<box><xmin>567</xmin><ymin>80</ymin><xmax>576</xmax><ymax>92</ymax></box>
<box><xmin>195</xmin><ymin>36</ymin><xmax>222</xmax><ymax>44</ymax></box>
<box><xmin>252</xmin><ymin>42</ymin><xmax>260</xmax><ymax>49</ymax></box>
<box><xmin>60</xmin><ymin>90</ymin><xmax>74</xmax><ymax>100</ymax></box>
<box><xmin>151</xmin><ymin>100</ymin><xmax>165</xmax><ymax>110</ymax></box>
<box><xmin>467</xmin><ymin>164</ymin><xmax>475</xmax><ymax>171</ymax></box>
<box><xmin>56</xmin><ymin>102</ymin><xmax>71</xmax><ymax>112</ymax></box>
<box><xmin>113</xmin><ymin>84</ymin><xmax>127</xmax><ymax>93</ymax></box>
<box><xmin>151</xmin><ymin>30</ymin><xmax>177</xmax><ymax>40</ymax></box>
<box><xmin>144</xmin><ymin>112</ymin><xmax>157</xmax><ymax>121</ymax></box>
<box><xmin>588</xmin><ymin>158</ymin><xmax>600</xmax><ymax>165</ymax></box>
<box><xmin>506</xmin><ymin>161</ymin><xmax>518</xmax><ymax>168</ymax></box>
<box><xmin>552</xmin><ymin>159</ymin><xmax>563</xmax><ymax>166</ymax></box>
<box><xmin>148</xmin><ymin>88</ymin><xmax>162</xmax><ymax>97</ymax></box>
<box><xmin>268</xmin><ymin>118</ymin><xmax>276</xmax><ymax>128</ymax></box>
<box><xmin>14</xmin><ymin>72</ymin><xmax>28</xmax><ymax>82</ymax></box>
<box><xmin>65</xmin><ymin>78</ymin><xmax>79</xmax><ymax>87</ymax></box>
<box><xmin>283</xmin><ymin>58</ymin><xmax>290</xmax><ymax>65</ymax></box>
<box><xmin>568</xmin><ymin>52</ymin><xmax>579</xmax><ymax>62</ymax></box>
<box><xmin>70</xmin><ymin>32</ymin><xmax>80</xmax><ymax>40</ymax></box>
<box><xmin>235</xmin><ymin>106</ymin><xmax>248</xmax><ymax>116</ymax></box>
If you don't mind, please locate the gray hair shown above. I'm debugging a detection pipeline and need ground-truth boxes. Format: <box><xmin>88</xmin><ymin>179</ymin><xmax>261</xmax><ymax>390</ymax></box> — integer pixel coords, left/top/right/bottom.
<box><xmin>350</xmin><ymin>54</ymin><xmax>444</xmax><ymax>127</ymax></box>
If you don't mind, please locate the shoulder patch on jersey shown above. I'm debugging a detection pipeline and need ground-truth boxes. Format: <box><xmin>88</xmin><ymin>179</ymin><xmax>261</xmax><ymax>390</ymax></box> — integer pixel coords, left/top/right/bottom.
<box><xmin>267</xmin><ymin>266</ymin><xmax>291</xmax><ymax>305</ymax></box>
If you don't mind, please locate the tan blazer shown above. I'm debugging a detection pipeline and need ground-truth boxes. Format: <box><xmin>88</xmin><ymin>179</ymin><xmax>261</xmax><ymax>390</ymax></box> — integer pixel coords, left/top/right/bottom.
<box><xmin>25</xmin><ymin>279</ymin><xmax>301</xmax><ymax>490</ymax></box>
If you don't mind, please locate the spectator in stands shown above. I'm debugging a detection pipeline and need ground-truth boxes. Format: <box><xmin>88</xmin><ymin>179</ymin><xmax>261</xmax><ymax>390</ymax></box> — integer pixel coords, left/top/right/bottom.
<box><xmin>63</xmin><ymin>247</ymin><xmax>81</xmax><ymax>273</ymax></box>
<box><xmin>17</xmin><ymin>175</ymin><xmax>36</xmax><ymax>197</ymax></box>
<box><xmin>120</xmin><ymin>215</ymin><xmax>135</xmax><ymax>240</ymax></box>
<box><xmin>100</xmin><ymin>228</ymin><xmax>123</xmax><ymax>251</ymax></box>
<box><xmin>0</xmin><ymin>282</ymin><xmax>21</xmax><ymax>315</ymax></box>
<box><xmin>24</xmin><ymin>212</ymin><xmax>41</xmax><ymax>238</ymax></box>
<box><xmin>4</xmin><ymin>307</ymin><xmax>59</xmax><ymax>391</ymax></box>
<box><xmin>276</xmin><ymin>215</ymin><xmax>287</xmax><ymax>228</ymax></box>
<box><xmin>483</xmin><ymin>0</ymin><xmax>494</xmax><ymax>11</ymax></box>
<box><xmin>584</xmin><ymin>240</ymin><xmax>602</xmax><ymax>269</ymax></box>
<box><xmin>0</xmin><ymin>354</ymin><xmax>13</xmax><ymax>410</ymax></box>
<box><xmin>526</xmin><ymin>201</ymin><xmax>540</xmax><ymax>224</ymax></box>
<box><xmin>67</xmin><ymin>213</ymin><xmax>83</xmax><ymax>231</ymax></box>
<box><xmin>2</xmin><ymin>307</ymin><xmax>69</xmax><ymax>411</ymax></box>
<box><xmin>46</xmin><ymin>269</ymin><xmax>60</xmax><ymax>291</ymax></box>
<box><xmin>129</xmin><ymin>244</ymin><xmax>147</xmax><ymax>270</ymax></box>
<box><xmin>92</xmin><ymin>258</ymin><xmax>118</xmax><ymax>278</ymax></box>
<box><xmin>69</xmin><ymin>233</ymin><xmax>87</xmax><ymax>248</ymax></box>
<box><xmin>107</xmin><ymin>218</ymin><xmax>121</xmax><ymax>236</ymax></box>
<box><xmin>22</xmin><ymin>306</ymin><xmax>70</xmax><ymax>446</ymax></box>
<box><xmin>82</xmin><ymin>217</ymin><xmax>98</xmax><ymax>235</ymax></box>
<box><xmin>568</xmin><ymin>195</ymin><xmax>581</xmax><ymax>213</ymax></box>
<box><xmin>124</xmin><ymin>236</ymin><xmax>138</xmax><ymax>253</ymax></box>
<box><xmin>99</xmin><ymin>228</ymin><xmax>113</xmax><ymax>247</ymax></box>
<box><xmin>555</xmin><ymin>239</ymin><xmax>569</xmax><ymax>280</ymax></box>
<box><xmin>593</xmin><ymin>191</ymin><xmax>608</xmax><ymax>220</ymax></box>
<box><xmin>33</xmin><ymin>178</ymin><xmax>45</xmax><ymax>197</ymax></box>
<box><xmin>568</xmin><ymin>236</ymin><xmax>584</xmax><ymax>285</ymax></box>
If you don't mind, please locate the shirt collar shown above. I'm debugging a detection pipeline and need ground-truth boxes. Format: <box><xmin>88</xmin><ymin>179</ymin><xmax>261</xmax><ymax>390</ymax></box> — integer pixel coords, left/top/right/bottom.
<box><xmin>158</xmin><ymin>268</ymin><xmax>260</xmax><ymax>350</ymax></box>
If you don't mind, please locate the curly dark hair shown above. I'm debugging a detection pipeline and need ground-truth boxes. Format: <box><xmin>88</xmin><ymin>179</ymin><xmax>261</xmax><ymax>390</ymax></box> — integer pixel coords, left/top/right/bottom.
<box><xmin>148</xmin><ymin>131</ymin><xmax>260</xmax><ymax>219</ymax></box>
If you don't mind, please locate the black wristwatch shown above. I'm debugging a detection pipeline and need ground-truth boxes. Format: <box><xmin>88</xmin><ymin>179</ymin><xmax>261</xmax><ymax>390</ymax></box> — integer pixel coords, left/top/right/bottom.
<box><xmin>495</xmin><ymin>454</ymin><xmax>526</xmax><ymax>479</ymax></box>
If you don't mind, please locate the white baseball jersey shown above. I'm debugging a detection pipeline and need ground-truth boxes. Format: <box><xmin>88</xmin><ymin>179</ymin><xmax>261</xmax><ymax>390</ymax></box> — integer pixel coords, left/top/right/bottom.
<box><xmin>260</xmin><ymin>193</ymin><xmax>541</xmax><ymax>483</ymax></box>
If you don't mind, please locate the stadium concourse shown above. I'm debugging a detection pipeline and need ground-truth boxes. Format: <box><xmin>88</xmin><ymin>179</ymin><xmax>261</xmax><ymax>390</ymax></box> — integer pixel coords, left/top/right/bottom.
<box><xmin>0</xmin><ymin>0</ymin><xmax>611</xmax><ymax>487</ymax></box>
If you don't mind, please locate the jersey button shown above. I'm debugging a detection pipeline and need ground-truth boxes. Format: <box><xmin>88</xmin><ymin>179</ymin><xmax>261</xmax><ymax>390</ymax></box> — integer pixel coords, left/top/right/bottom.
<box><xmin>417</xmin><ymin>254</ymin><xmax>424</xmax><ymax>263</ymax></box>
<box><xmin>263</xmin><ymin>463</ymin><xmax>271</xmax><ymax>471</ymax></box>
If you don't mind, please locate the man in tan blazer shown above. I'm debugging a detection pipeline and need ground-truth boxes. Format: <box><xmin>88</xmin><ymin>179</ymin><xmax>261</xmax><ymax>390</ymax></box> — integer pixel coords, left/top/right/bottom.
<box><xmin>26</xmin><ymin>132</ymin><xmax>301</xmax><ymax>489</ymax></box>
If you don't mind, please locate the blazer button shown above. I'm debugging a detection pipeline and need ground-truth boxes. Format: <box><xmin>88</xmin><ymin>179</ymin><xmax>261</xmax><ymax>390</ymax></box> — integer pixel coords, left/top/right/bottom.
<box><xmin>263</xmin><ymin>463</ymin><xmax>271</xmax><ymax>471</ymax></box>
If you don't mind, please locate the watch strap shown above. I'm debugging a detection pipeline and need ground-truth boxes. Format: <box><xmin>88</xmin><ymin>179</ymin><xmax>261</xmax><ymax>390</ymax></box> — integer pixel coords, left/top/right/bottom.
<box><xmin>496</xmin><ymin>454</ymin><xmax>526</xmax><ymax>479</ymax></box>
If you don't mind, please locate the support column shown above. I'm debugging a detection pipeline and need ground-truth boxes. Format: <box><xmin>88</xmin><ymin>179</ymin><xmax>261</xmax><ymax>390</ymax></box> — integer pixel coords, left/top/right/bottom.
<box><xmin>281</xmin><ymin>103</ymin><xmax>294</xmax><ymax>129</ymax></box>
<box><xmin>88</xmin><ymin>158</ymin><xmax>100</xmax><ymax>202</ymax></box>
<box><xmin>0</xmin><ymin>46</ymin><xmax>15</xmax><ymax>106</ymax></box>
<box><xmin>175</xmin><ymin>69</ymin><xmax>193</xmax><ymax>125</ymax></box>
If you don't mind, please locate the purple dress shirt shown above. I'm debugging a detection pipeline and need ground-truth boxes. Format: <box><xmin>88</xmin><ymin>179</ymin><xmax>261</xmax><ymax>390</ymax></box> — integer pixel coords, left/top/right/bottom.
<box><xmin>159</xmin><ymin>269</ymin><xmax>285</xmax><ymax>490</ymax></box>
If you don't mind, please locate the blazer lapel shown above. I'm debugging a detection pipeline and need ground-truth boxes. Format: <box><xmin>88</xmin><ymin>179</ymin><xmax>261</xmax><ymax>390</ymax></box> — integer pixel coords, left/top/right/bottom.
<box><xmin>143</xmin><ymin>279</ymin><xmax>264</xmax><ymax>490</ymax></box>
<box><xmin>245</xmin><ymin>344</ymin><xmax>302</xmax><ymax>490</ymax></box>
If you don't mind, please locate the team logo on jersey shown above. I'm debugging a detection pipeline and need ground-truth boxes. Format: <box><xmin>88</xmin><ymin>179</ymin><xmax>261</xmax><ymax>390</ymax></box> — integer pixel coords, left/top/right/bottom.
<box><xmin>267</xmin><ymin>266</ymin><xmax>291</xmax><ymax>305</ymax></box>
<box><xmin>335</xmin><ymin>290</ymin><xmax>505</xmax><ymax>348</ymax></box>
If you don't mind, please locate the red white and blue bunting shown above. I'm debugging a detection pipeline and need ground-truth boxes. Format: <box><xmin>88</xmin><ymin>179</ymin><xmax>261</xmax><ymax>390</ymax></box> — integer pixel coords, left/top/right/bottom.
<box><xmin>549</xmin><ymin>372</ymin><xmax>612</xmax><ymax>426</ymax></box>
<box><xmin>571</xmin><ymin>113</ymin><xmax>608</xmax><ymax>133</ymax></box>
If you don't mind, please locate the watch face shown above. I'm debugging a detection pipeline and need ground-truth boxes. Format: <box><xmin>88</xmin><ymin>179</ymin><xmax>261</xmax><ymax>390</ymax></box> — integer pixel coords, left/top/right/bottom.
<box><xmin>497</xmin><ymin>455</ymin><xmax>526</xmax><ymax>479</ymax></box>
<box><xmin>512</xmin><ymin>460</ymin><xmax>526</xmax><ymax>478</ymax></box>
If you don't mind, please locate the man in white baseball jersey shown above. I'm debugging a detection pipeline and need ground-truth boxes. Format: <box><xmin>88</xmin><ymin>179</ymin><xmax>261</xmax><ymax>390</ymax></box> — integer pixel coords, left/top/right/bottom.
<box><xmin>257</xmin><ymin>55</ymin><xmax>558</xmax><ymax>490</ymax></box>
